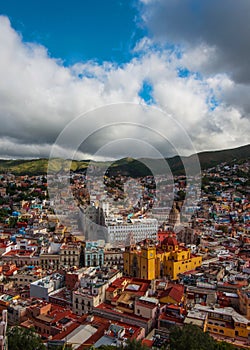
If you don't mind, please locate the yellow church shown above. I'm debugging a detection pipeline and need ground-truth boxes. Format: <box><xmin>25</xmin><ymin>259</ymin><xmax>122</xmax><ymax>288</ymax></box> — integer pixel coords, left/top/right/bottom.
<box><xmin>123</xmin><ymin>233</ymin><xmax>202</xmax><ymax>280</ymax></box>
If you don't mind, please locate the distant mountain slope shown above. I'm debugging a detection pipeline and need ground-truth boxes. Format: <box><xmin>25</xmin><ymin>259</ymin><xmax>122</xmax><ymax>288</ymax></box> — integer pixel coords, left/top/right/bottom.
<box><xmin>0</xmin><ymin>144</ymin><xmax>249</xmax><ymax>176</ymax></box>
<box><xmin>196</xmin><ymin>143</ymin><xmax>250</xmax><ymax>169</ymax></box>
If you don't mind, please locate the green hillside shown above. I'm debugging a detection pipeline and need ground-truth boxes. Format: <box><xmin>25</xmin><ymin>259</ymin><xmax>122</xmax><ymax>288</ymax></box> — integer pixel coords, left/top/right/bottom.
<box><xmin>0</xmin><ymin>144</ymin><xmax>249</xmax><ymax>176</ymax></box>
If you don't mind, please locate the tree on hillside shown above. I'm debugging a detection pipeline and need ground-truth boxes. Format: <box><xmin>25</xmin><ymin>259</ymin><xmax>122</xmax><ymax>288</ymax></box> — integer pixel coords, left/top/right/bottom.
<box><xmin>7</xmin><ymin>326</ymin><xmax>46</xmax><ymax>350</ymax></box>
<box><xmin>169</xmin><ymin>325</ymin><xmax>238</xmax><ymax>350</ymax></box>
<box><xmin>8</xmin><ymin>216</ymin><xmax>18</xmax><ymax>228</ymax></box>
<box><xmin>214</xmin><ymin>341</ymin><xmax>238</xmax><ymax>350</ymax></box>
<box><xmin>125</xmin><ymin>339</ymin><xmax>149</xmax><ymax>350</ymax></box>
<box><xmin>96</xmin><ymin>339</ymin><xmax>149</xmax><ymax>350</ymax></box>
<box><xmin>169</xmin><ymin>324</ymin><xmax>216</xmax><ymax>350</ymax></box>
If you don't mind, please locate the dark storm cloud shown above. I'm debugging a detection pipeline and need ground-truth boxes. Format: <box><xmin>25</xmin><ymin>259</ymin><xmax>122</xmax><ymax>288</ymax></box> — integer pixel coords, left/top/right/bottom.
<box><xmin>140</xmin><ymin>0</ymin><xmax>250</xmax><ymax>83</ymax></box>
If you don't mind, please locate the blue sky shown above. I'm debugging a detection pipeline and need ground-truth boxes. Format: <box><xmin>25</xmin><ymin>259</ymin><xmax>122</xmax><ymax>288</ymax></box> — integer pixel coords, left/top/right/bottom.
<box><xmin>0</xmin><ymin>0</ymin><xmax>249</xmax><ymax>159</ymax></box>
<box><xmin>1</xmin><ymin>0</ymin><xmax>144</xmax><ymax>65</ymax></box>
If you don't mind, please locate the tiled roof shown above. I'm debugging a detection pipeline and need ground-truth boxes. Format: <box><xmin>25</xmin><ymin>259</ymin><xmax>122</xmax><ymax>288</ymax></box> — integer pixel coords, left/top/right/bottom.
<box><xmin>160</xmin><ymin>284</ymin><xmax>184</xmax><ymax>303</ymax></box>
<box><xmin>142</xmin><ymin>339</ymin><xmax>154</xmax><ymax>347</ymax></box>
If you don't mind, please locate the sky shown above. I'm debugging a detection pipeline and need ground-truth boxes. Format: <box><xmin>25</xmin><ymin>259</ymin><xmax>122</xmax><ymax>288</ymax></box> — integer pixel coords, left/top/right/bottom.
<box><xmin>0</xmin><ymin>0</ymin><xmax>249</xmax><ymax>160</ymax></box>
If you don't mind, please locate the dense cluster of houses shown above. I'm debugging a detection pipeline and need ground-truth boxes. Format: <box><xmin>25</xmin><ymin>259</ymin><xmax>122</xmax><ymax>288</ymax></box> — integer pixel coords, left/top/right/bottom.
<box><xmin>0</xmin><ymin>159</ymin><xmax>249</xmax><ymax>348</ymax></box>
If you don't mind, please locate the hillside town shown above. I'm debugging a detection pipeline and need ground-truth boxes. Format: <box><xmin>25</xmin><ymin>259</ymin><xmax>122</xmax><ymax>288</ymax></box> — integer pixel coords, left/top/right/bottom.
<box><xmin>0</xmin><ymin>158</ymin><xmax>249</xmax><ymax>349</ymax></box>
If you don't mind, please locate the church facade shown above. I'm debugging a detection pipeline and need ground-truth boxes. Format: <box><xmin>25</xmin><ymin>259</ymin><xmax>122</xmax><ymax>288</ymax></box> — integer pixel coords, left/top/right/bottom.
<box><xmin>123</xmin><ymin>233</ymin><xmax>202</xmax><ymax>280</ymax></box>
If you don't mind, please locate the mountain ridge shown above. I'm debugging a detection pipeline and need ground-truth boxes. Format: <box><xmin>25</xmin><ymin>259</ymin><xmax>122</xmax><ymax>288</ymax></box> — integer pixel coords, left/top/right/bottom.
<box><xmin>0</xmin><ymin>144</ymin><xmax>249</xmax><ymax>176</ymax></box>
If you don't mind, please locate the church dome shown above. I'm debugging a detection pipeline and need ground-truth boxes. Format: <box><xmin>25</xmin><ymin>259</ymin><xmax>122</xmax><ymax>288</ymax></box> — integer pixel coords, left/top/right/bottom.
<box><xmin>161</xmin><ymin>232</ymin><xmax>178</xmax><ymax>247</ymax></box>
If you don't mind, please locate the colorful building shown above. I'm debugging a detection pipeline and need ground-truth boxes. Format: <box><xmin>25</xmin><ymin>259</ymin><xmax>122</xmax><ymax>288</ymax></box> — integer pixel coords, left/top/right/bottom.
<box><xmin>83</xmin><ymin>241</ymin><xmax>104</xmax><ymax>267</ymax></box>
<box><xmin>59</xmin><ymin>241</ymin><xmax>82</xmax><ymax>268</ymax></box>
<box><xmin>196</xmin><ymin>305</ymin><xmax>250</xmax><ymax>340</ymax></box>
<box><xmin>123</xmin><ymin>233</ymin><xmax>202</xmax><ymax>280</ymax></box>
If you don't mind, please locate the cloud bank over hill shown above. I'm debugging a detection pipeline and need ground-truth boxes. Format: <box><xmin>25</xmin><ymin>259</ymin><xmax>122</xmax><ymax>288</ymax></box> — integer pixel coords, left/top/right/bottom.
<box><xmin>0</xmin><ymin>7</ymin><xmax>249</xmax><ymax>159</ymax></box>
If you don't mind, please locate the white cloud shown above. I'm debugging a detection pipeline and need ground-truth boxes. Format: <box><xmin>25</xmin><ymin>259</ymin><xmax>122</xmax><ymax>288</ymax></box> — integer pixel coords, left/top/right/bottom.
<box><xmin>0</xmin><ymin>15</ymin><xmax>249</xmax><ymax>160</ymax></box>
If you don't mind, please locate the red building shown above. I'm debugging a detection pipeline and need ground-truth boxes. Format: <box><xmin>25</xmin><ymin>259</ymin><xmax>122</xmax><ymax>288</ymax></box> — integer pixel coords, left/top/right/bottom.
<box><xmin>157</xmin><ymin>230</ymin><xmax>176</xmax><ymax>243</ymax></box>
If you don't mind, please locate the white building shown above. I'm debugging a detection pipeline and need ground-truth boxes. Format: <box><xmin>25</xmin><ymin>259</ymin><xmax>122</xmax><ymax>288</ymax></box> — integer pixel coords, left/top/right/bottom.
<box><xmin>72</xmin><ymin>282</ymin><xmax>108</xmax><ymax>315</ymax></box>
<box><xmin>30</xmin><ymin>273</ymin><xmax>64</xmax><ymax>301</ymax></box>
<box><xmin>107</xmin><ymin>218</ymin><xmax>158</xmax><ymax>245</ymax></box>
<box><xmin>72</xmin><ymin>268</ymin><xmax>122</xmax><ymax>315</ymax></box>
